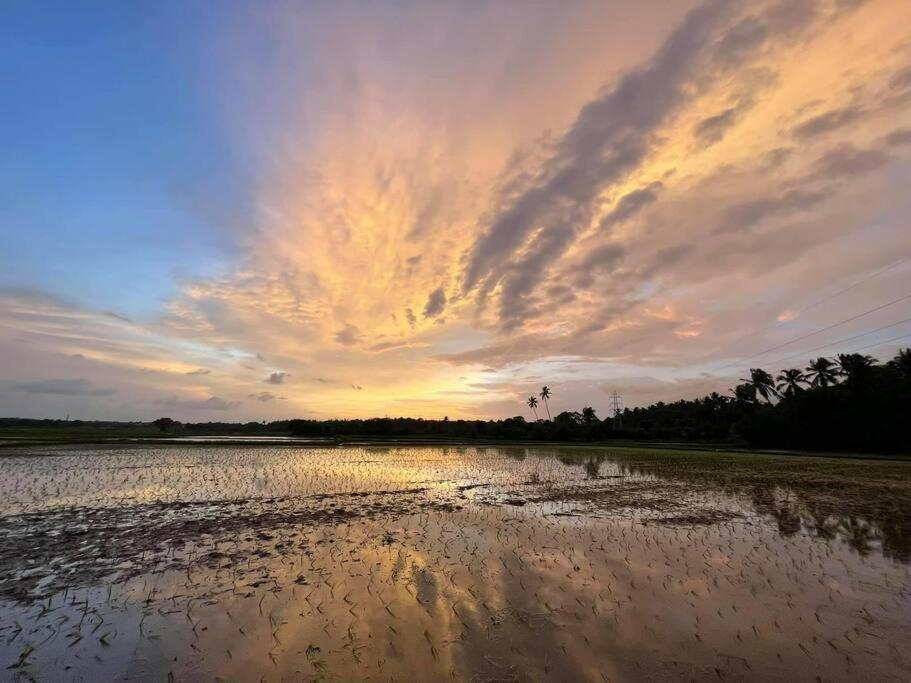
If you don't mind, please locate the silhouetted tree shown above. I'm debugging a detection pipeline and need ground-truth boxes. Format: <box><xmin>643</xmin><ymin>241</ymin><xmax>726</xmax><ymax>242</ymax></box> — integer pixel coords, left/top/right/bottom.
<box><xmin>837</xmin><ymin>353</ymin><xmax>876</xmax><ymax>384</ymax></box>
<box><xmin>540</xmin><ymin>386</ymin><xmax>552</xmax><ymax>421</ymax></box>
<box><xmin>732</xmin><ymin>383</ymin><xmax>757</xmax><ymax>404</ymax></box>
<box><xmin>889</xmin><ymin>348</ymin><xmax>911</xmax><ymax>381</ymax></box>
<box><xmin>742</xmin><ymin>368</ymin><xmax>778</xmax><ymax>403</ymax></box>
<box><xmin>153</xmin><ymin>417</ymin><xmax>176</xmax><ymax>433</ymax></box>
<box><xmin>776</xmin><ymin>368</ymin><xmax>807</xmax><ymax>398</ymax></box>
<box><xmin>526</xmin><ymin>395</ymin><xmax>539</xmax><ymax>421</ymax></box>
<box><xmin>14</xmin><ymin>348</ymin><xmax>908</xmax><ymax>454</ymax></box>
<box><xmin>806</xmin><ymin>357</ymin><xmax>841</xmax><ymax>388</ymax></box>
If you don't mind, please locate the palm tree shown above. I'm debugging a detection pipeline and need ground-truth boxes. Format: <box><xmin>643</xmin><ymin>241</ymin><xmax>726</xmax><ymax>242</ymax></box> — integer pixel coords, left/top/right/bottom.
<box><xmin>888</xmin><ymin>348</ymin><xmax>911</xmax><ymax>380</ymax></box>
<box><xmin>731</xmin><ymin>383</ymin><xmax>757</xmax><ymax>403</ymax></box>
<box><xmin>837</xmin><ymin>353</ymin><xmax>876</xmax><ymax>383</ymax></box>
<box><xmin>776</xmin><ymin>368</ymin><xmax>807</xmax><ymax>398</ymax></box>
<box><xmin>526</xmin><ymin>395</ymin><xmax>539</xmax><ymax>421</ymax></box>
<box><xmin>540</xmin><ymin>386</ymin><xmax>552</xmax><ymax>420</ymax></box>
<box><xmin>805</xmin><ymin>357</ymin><xmax>841</xmax><ymax>388</ymax></box>
<box><xmin>741</xmin><ymin>368</ymin><xmax>778</xmax><ymax>403</ymax></box>
<box><xmin>703</xmin><ymin>392</ymin><xmax>728</xmax><ymax>411</ymax></box>
<box><xmin>582</xmin><ymin>406</ymin><xmax>597</xmax><ymax>424</ymax></box>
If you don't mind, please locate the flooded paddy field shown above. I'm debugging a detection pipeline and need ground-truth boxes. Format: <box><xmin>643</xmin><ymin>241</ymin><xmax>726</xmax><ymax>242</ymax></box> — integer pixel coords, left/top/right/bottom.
<box><xmin>1</xmin><ymin>445</ymin><xmax>909</xmax><ymax>682</ymax></box>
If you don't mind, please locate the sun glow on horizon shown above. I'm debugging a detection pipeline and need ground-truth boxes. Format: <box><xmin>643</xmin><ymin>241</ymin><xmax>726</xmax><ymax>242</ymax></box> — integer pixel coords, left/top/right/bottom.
<box><xmin>2</xmin><ymin>0</ymin><xmax>910</xmax><ymax>421</ymax></box>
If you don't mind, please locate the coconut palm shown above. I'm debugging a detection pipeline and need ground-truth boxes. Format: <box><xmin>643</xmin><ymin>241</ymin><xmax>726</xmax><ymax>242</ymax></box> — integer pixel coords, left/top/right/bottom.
<box><xmin>526</xmin><ymin>395</ymin><xmax>539</xmax><ymax>421</ymax></box>
<box><xmin>703</xmin><ymin>392</ymin><xmax>728</xmax><ymax>411</ymax></box>
<box><xmin>805</xmin><ymin>357</ymin><xmax>841</xmax><ymax>387</ymax></box>
<box><xmin>540</xmin><ymin>386</ymin><xmax>552</xmax><ymax>421</ymax></box>
<box><xmin>837</xmin><ymin>353</ymin><xmax>876</xmax><ymax>383</ymax></box>
<box><xmin>888</xmin><ymin>348</ymin><xmax>911</xmax><ymax>380</ymax></box>
<box><xmin>741</xmin><ymin>368</ymin><xmax>778</xmax><ymax>403</ymax></box>
<box><xmin>581</xmin><ymin>406</ymin><xmax>597</xmax><ymax>424</ymax></box>
<box><xmin>776</xmin><ymin>368</ymin><xmax>807</xmax><ymax>398</ymax></box>
<box><xmin>731</xmin><ymin>383</ymin><xmax>757</xmax><ymax>403</ymax></box>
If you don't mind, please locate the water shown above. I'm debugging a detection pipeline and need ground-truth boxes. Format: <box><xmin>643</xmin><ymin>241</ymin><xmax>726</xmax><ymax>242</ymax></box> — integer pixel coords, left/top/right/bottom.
<box><xmin>1</xmin><ymin>445</ymin><xmax>909</xmax><ymax>681</ymax></box>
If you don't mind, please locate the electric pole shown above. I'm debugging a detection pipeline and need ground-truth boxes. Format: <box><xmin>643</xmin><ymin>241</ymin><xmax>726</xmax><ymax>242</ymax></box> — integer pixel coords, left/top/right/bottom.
<box><xmin>609</xmin><ymin>391</ymin><xmax>623</xmax><ymax>430</ymax></box>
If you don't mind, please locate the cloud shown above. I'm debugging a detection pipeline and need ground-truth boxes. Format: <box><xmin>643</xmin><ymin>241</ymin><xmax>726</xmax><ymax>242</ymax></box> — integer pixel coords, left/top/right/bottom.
<box><xmin>574</xmin><ymin>244</ymin><xmax>626</xmax><ymax>289</ymax></box>
<box><xmin>334</xmin><ymin>324</ymin><xmax>361</xmax><ymax>346</ymax></box>
<box><xmin>13</xmin><ymin>379</ymin><xmax>115</xmax><ymax>396</ymax></box>
<box><xmin>3</xmin><ymin>0</ymin><xmax>908</xmax><ymax>422</ymax></box>
<box><xmin>265</xmin><ymin>371</ymin><xmax>289</xmax><ymax>384</ymax></box>
<box><xmin>368</xmin><ymin>340</ymin><xmax>431</xmax><ymax>353</ymax></box>
<box><xmin>812</xmin><ymin>144</ymin><xmax>891</xmax><ymax>180</ymax></box>
<box><xmin>463</xmin><ymin>0</ymin><xmax>741</xmax><ymax>294</ymax></box>
<box><xmin>888</xmin><ymin>65</ymin><xmax>911</xmax><ymax>91</ymax></box>
<box><xmin>600</xmin><ymin>183</ymin><xmax>663</xmax><ymax>229</ymax></box>
<box><xmin>792</xmin><ymin>105</ymin><xmax>866</xmax><ymax>140</ymax></box>
<box><xmin>883</xmin><ymin>127</ymin><xmax>911</xmax><ymax>148</ymax></box>
<box><xmin>716</xmin><ymin>189</ymin><xmax>828</xmax><ymax>233</ymax></box>
<box><xmin>104</xmin><ymin>311</ymin><xmax>133</xmax><ymax>324</ymax></box>
<box><xmin>694</xmin><ymin>106</ymin><xmax>742</xmax><ymax>144</ymax></box>
<box><xmin>160</xmin><ymin>395</ymin><xmax>242</xmax><ymax>411</ymax></box>
<box><xmin>198</xmin><ymin>396</ymin><xmax>243</xmax><ymax>410</ymax></box>
<box><xmin>423</xmin><ymin>287</ymin><xmax>447</xmax><ymax>318</ymax></box>
<box><xmin>711</xmin><ymin>15</ymin><xmax>769</xmax><ymax>68</ymax></box>
<box><xmin>249</xmin><ymin>391</ymin><xmax>282</xmax><ymax>402</ymax></box>
<box><xmin>460</xmin><ymin>0</ymin><xmax>824</xmax><ymax>330</ymax></box>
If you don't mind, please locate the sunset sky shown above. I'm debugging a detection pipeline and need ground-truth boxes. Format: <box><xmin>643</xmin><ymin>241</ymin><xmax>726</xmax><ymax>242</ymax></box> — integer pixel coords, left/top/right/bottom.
<box><xmin>2</xmin><ymin>0</ymin><xmax>910</xmax><ymax>421</ymax></box>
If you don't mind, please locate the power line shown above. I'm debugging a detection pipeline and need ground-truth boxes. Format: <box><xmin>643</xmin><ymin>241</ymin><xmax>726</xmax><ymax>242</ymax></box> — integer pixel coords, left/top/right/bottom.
<box><xmin>787</xmin><ymin>253</ymin><xmax>911</xmax><ymax>318</ymax></box>
<box><xmin>704</xmin><ymin>253</ymin><xmax>910</xmax><ymax>371</ymax></box>
<box><xmin>851</xmin><ymin>331</ymin><xmax>911</xmax><ymax>354</ymax></box>
<box><xmin>709</xmin><ymin>331</ymin><xmax>911</xmax><ymax>396</ymax></box>
<box><xmin>713</xmin><ymin>291</ymin><xmax>911</xmax><ymax>371</ymax></box>
<box><xmin>602</xmin><ymin>255</ymin><xmax>910</xmax><ymax>366</ymax></box>
<box><xmin>746</xmin><ymin>316</ymin><xmax>911</xmax><ymax>372</ymax></box>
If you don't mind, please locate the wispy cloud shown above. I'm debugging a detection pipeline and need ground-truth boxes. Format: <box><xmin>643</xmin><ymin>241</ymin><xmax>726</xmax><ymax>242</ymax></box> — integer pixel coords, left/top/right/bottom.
<box><xmin>2</xmin><ymin>0</ymin><xmax>910</xmax><ymax>421</ymax></box>
<box><xmin>13</xmin><ymin>379</ymin><xmax>115</xmax><ymax>396</ymax></box>
<box><xmin>159</xmin><ymin>395</ymin><xmax>242</xmax><ymax>411</ymax></box>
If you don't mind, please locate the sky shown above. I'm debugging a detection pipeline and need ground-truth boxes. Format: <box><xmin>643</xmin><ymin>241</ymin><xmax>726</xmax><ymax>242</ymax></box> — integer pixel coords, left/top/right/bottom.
<box><xmin>1</xmin><ymin>0</ymin><xmax>910</xmax><ymax>422</ymax></box>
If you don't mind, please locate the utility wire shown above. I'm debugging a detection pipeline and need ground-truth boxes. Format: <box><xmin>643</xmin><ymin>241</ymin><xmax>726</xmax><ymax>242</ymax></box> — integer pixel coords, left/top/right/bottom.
<box><xmin>713</xmin><ymin>292</ymin><xmax>911</xmax><ymax>371</ymax></box>
<box><xmin>787</xmin><ymin>253</ymin><xmax>911</xmax><ymax>318</ymax></box>
<box><xmin>746</xmin><ymin>316</ymin><xmax>911</xmax><ymax>371</ymax></box>
<box><xmin>851</xmin><ymin>332</ymin><xmax>911</xmax><ymax>354</ymax></box>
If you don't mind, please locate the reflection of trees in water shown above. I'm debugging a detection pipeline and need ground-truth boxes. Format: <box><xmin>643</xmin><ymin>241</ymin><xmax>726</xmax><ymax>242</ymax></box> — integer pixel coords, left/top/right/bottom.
<box><xmin>555</xmin><ymin>451</ymin><xmax>911</xmax><ymax>564</ymax></box>
<box><xmin>749</xmin><ymin>487</ymin><xmax>908</xmax><ymax>562</ymax></box>
<box><xmin>750</xmin><ymin>487</ymin><xmax>803</xmax><ymax>537</ymax></box>
<box><xmin>557</xmin><ymin>453</ymin><xmax>605</xmax><ymax>478</ymax></box>
<box><xmin>583</xmin><ymin>457</ymin><xmax>603</xmax><ymax>479</ymax></box>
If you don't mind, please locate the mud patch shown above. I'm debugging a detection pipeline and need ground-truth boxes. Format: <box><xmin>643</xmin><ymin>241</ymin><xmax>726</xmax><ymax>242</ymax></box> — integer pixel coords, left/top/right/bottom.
<box><xmin>0</xmin><ymin>488</ymin><xmax>458</xmax><ymax>604</ymax></box>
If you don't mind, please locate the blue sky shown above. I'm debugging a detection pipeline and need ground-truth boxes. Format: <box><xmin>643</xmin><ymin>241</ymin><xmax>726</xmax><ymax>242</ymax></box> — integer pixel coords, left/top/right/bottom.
<box><xmin>0</xmin><ymin>2</ymin><xmax>252</xmax><ymax>316</ymax></box>
<box><xmin>1</xmin><ymin>0</ymin><xmax>910</xmax><ymax>421</ymax></box>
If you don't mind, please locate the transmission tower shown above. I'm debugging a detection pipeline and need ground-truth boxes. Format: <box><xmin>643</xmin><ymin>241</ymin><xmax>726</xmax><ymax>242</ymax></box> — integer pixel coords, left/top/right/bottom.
<box><xmin>608</xmin><ymin>390</ymin><xmax>623</xmax><ymax>430</ymax></box>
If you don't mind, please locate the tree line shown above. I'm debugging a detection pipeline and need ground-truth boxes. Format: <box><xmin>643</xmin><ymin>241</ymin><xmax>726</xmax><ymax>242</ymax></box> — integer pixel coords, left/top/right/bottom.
<box><xmin>287</xmin><ymin>349</ymin><xmax>911</xmax><ymax>452</ymax></box>
<box><xmin>5</xmin><ymin>349</ymin><xmax>908</xmax><ymax>454</ymax></box>
<box><xmin>619</xmin><ymin>350</ymin><xmax>911</xmax><ymax>452</ymax></box>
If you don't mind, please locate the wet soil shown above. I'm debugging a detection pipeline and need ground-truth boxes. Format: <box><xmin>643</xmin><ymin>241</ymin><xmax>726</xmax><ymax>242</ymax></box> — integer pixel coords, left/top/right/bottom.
<box><xmin>1</xmin><ymin>445</ymin><xmax>909</xmax><ymax>681</ymax></box>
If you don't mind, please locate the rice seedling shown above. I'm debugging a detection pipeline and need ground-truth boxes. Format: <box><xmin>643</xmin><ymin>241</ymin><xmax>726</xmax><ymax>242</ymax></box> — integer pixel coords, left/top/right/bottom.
<box><xmin>0</xmin><ymin>444</ymin><xmax>908</xmax><ymax>679</ymax></box>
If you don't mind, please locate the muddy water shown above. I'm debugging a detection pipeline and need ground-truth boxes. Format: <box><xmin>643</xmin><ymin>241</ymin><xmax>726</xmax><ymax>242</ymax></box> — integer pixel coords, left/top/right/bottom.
<box><xmin>1</xmin><ymin>445</ymin><xmax>909</xmax><ymax>681</ymax></box>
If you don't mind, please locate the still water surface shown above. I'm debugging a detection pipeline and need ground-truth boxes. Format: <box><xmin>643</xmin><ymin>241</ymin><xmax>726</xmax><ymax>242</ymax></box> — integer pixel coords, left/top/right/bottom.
<box><xmin>1</xmin><ymin>445</ymin><xmax>909</xmax><ymax>681</ymax></box>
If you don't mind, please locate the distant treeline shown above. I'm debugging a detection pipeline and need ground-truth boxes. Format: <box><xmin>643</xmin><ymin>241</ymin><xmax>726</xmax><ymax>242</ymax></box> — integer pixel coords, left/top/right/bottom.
<box><xmin>617</xmin><ymin>349</ymin><xmax>911</xmax><ymax>453</ymax></box>
<box><xmin>3</xmin><ymin>349</ymin><xmax>909</xmax><ymax>454</ymax></box>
